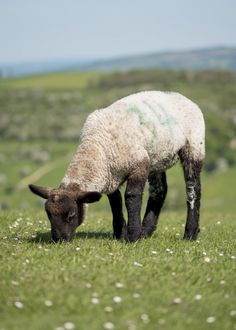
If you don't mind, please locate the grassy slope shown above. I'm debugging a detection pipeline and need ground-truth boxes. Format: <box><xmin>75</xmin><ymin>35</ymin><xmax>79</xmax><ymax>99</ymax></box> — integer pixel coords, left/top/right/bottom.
<box><xmin>1</xmin><ymin>71</ymin><xmax>236</xmax><ymax>329</ymax></box>
<box><xmin>0</xmin><ymin>209</ymin><xmax>236</xmax><ymax>330</ymax></box>
<box><xmin>0</xmin><ymin>71</ymin><xmax>102</xmax><ymax>90</ymax></box>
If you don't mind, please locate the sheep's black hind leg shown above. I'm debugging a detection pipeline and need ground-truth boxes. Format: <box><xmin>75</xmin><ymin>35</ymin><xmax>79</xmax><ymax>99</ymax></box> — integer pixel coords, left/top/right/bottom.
<box><xmin>142</xmin><ymin>172</ymin><xmax>167</xmax><ymax>238</ymax></box>
<box><xmin>179</xmin><ymin>150</ymin><xmax>203</xmax><ymax>240</ymax></box>
<box><xmin>108</xmin><ymin>190</ymin><xmax>127</xmax><ymax>240</ymax></box>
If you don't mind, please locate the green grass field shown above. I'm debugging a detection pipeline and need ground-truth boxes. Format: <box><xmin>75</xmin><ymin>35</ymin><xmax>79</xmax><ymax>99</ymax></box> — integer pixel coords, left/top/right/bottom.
<box><xmin>1</xmin><ymin>69</ymin><xmax>236</xmax><ymax>329</ymax></box>
<box><xmin>0</xmin><ymin>208</ymin><xmax>236</xmax><ymax>330</ymax></box>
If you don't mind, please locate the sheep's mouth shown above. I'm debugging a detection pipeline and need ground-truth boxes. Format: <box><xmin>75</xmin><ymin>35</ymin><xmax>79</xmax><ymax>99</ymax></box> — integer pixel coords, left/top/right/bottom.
<box><xmin>51</xmin><ymin>229</ymin><xmax>73</xmax><ymax>243</ymax></box>
<box><xmin>51</xmin><ymin>236</ymin><xmax>72</xmax><ymax>243</ymax></box>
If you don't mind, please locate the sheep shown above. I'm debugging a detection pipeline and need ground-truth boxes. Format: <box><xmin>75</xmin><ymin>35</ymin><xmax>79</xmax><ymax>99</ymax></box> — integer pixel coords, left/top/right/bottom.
<box><xmin>29</xmin><ymin>91</ymin><xmax>205</xmax><ymax>243</ymax></box>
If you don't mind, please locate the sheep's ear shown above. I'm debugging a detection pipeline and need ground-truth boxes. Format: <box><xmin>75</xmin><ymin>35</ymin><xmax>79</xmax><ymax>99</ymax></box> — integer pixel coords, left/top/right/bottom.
<box><xmin>28</xmin><ymin>184</ymin><xmax>52</xmax><ymax>199</ymax></box>
<box><xmin>78</xmin><ymin>191</ymin><xmax>102</xmax><ymax>204</ymax></box>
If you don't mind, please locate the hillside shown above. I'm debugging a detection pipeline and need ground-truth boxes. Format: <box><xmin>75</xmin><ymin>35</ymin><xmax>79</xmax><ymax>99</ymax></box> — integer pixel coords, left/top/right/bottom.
<box><xmin>85</xmin><ymin>47</ymin><xmax>236</xmax><ymax>72</ymax></box>
<box><xmin>0</xmin><ymin>69</ymin><xmax>236</xmax><ymax>210</ymax></box>
<box><xmin>1</xmin><ymin>47</ymin><xmax>236</xmax><ymax>77</ymax></box>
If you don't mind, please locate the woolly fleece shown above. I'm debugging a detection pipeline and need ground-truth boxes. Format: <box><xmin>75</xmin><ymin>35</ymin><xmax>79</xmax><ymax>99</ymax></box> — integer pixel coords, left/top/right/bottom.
<box><xmin>62</xmin><ymin>91</ymin><xmax>205</xmax><ymax>193</ymax></box>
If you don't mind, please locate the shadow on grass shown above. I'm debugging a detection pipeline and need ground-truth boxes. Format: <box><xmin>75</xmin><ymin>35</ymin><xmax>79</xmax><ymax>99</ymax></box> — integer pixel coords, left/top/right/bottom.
<box><xmin>28</xmin><ymin>230</ymin><xmax>112</xmax><ymax>244</ymax></box>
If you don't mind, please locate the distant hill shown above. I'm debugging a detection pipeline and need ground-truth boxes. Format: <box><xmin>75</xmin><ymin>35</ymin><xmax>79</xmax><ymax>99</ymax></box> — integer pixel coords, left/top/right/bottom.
<box><xmin>1</xmin><ymin>47</ymin><xmax>236</xmax><ymax>77</ymax></box>
<box><xmin>84</xmin><ymin>47</ymin><xmax>236</xmax><ymax>72</ymax></box>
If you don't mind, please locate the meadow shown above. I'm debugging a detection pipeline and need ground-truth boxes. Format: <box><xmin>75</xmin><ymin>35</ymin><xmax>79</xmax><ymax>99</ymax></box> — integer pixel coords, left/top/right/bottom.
<box><xmin>1</xmin><ymin>209</ymin><xmax>236</xmax><ymax>330</ymax></box>
<box><xmin>0</xmin><ymin>70</ymin><xmax>236</xmax><ymax>329</ymax></box>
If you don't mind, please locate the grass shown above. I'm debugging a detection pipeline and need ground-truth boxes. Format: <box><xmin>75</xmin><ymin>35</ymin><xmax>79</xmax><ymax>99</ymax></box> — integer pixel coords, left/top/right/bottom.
<box><xmin>1</xmin><ymin>69</ymin><xmax>236</xmax><ymax>329</ymax></box>
<box><xmin>0</xmin><ymin>71</ymin><xmax>103</xmax><ymax>90</ymax></box>
<box><xmin>0</xmin><ymin>208</ymin><xmax>236</xmax><ymax>330</ymax></box>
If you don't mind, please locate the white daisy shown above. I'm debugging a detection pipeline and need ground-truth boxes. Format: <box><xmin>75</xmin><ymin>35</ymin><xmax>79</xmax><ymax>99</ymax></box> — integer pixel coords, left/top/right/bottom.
<box><xmin>113</xmin><ymin>296</ymin><xmax>122</xmax><ymax>303</ymax></box>
<box><xmin>64</xmin><ymin>322</ymin><xmax>75</xmax><ymax>330</ymax></box>
<box><xmin>104</xmin><ymin>322</ymin><xmax>115</xmax><ymax>329</ymax></box>
<box><xmin>206</xmin><ymin>316</ymin><xmax>216</xmax><ymax>323</ymax></box>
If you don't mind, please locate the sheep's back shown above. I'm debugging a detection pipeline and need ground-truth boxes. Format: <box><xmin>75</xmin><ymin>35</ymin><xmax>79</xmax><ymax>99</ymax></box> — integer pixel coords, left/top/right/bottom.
<box><xmin>81</xmin><ymin>91</ymin><xmax>205</xmax><ymax>175</ymax></box>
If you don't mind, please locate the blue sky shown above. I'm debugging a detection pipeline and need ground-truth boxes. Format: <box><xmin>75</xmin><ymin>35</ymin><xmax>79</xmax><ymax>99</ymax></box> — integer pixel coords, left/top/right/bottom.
<box><xmin>0</xmin><ymin>0</ymin><xmax>235</xmax><ymax>64</ymax></box>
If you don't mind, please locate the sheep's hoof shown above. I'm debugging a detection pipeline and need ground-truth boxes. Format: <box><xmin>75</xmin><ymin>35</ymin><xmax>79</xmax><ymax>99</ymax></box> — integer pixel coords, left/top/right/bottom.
<box><xmin>126</xmin><ymin>230</ymin><xmax>142</xmax><ymax>243</ymax></box>
<box><xmin>113</xmin><ymin>224</ymin><xmax>127</xmax><ymax>241</ymax></box>
<box><xmin>141</xmin><ymin>226</ymin><xmax>156</xmax><ymax>238</ymax></box>
<box><xmin>113</xmin><ymin>232</ymin><xmax>127</xmax><ymax>241</ymax></box>
<box><xmin>183</xmin><ymin>228</ymin><xmax>200</xmax><ymax>240</ymax></box>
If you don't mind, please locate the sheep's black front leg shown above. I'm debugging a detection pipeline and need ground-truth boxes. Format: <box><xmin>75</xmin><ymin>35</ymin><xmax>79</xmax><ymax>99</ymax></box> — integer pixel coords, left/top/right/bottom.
<box><xmin>180</xmin><ymin>151</ymin><xmax>203</xmax><ymax>240</ymax></box>
<box><xmin>142</xmin><ymin>172</ymin><xmax>167</xmax><ymax>237</ymax></box>
<box><xmin>125</xmin><ymin>162</ymin><xmax>149</xmax><ymax>243</ymax></box>
<box><xmin>107</xmin><ymin>190</ymin><xmax>127</xmax><ymax>240</ymax></box>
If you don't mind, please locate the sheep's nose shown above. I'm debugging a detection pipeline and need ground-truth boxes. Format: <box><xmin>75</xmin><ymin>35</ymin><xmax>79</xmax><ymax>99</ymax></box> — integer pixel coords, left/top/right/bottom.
<box><xmin>51</xmin><ymin>229</ymin><xmax>61</xmax><ymax>243</ymax></box>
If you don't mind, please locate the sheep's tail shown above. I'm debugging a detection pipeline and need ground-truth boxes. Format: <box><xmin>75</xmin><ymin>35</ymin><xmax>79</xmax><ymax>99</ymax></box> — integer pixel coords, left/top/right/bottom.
<box><xmin>78</xmin><ymin>203</ymin><xmax>88</xmax><ymax>225</ymax></box>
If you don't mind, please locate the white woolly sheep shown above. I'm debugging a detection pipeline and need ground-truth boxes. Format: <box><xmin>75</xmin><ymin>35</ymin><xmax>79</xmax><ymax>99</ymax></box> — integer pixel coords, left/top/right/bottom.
<box><xmin>29</xmin><ymin>91</ymin><xmax>205</xmax><ymax>242</ymax></box>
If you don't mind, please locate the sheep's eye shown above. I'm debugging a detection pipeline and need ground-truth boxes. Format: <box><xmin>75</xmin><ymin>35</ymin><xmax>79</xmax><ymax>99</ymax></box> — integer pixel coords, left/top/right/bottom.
<box><xmin>66</xmin><ymin>211</ymin><xmax>76</xmax><ymax>223</ymax></box>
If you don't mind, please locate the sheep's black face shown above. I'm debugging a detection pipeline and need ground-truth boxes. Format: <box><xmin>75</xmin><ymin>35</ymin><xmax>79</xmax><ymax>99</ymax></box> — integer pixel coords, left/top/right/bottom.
<box><xmin>28</xmin><ymin>184</ymin><xmax>102</xmax><ymax>243</ymax></box>
<box><xmin>45</xmin><ymin>195</ymin><xmax>79</xmax><ymax>242</ymax></box>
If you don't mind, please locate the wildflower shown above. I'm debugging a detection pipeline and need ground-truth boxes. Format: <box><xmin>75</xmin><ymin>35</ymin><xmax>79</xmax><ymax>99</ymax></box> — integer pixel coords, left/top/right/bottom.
<box><xmin>230</xmin><ymin>310</ymin><xmax>236</xmax><ymax>317</ymax></box>
<box><xmin>11</xmin><ymin>280</ymin><xmax>19</xmax><ymax>286</ymax></box>
<box><xmin>75</xmin><ymin>247</ymin><xmax>80</xmax><ymax>251</ymax></box>
<box><xmin>104</xmin><ymin>306</ymin><xmax>113</xmax><ymax>313</ymax></box>
<box><xmin>151</xmin><ymin>250</ymin><xmax>157</xmax><ymax>255</ymax></box>
<box><xmin>132</xmin><ymin>293</ymin><xmax>140</xmax><ymax>299</ymax></box>
<box><xmin>115</xmin><ymin>282</ymin><xmax>123</xmax><ymax>288</ymax></box>
<box><xmin>91</xmin><ymin>297</ymin><xmax>99</xmax><ymax>304</ymax></box>
<box><xmin>220</xmin><ymin>280</ymin><xmax>226</xmax><ymax>285</ymax></box>
<box><xmin>195</xmin><ymin>294</ymin><xmax>202</xmax><ymax>300</ymax></box>
<box><xmin>126</xmin><ymin>320</ymin><xmax>136</xmax><ymax>330</ymax></box>
<box><xmin>85</xmin><ymin>283</ymin><xmax>92</xmax><ymax>288</ymax></box>
<box><xmin>64</xmin><ymin>322</ymin><xmax>75</xmax><ymax>330</ymax></box>
<box><xmin>44</xmin><ymin>300</ymin><xmax>53</xmax><ymax>307</ymax></box>
<box><xmin>204</xmin><ymin>257</ymin><xmax>210</xmax><ymax>263</ymax></box>
<box><xmin>231</xmin><ymin>255</ymin><xmax>235</xmax><ymax>260</ymax></box>
<box><xmin>104</xmin><ymin>322</ymin><xmax>115</xmax><ymax>329</ymax></box>
<box><xmin>133</xmin><ymin>261</ymin><xmax>143</xmax><ymax>267</ymax></box>
<box><xmin>14</xmin><ymin>301</ymin><xmax>23</xmax><ymax>309</ymax></box>
<box><xmin>140</xmin><ymin>314</ymin><xmax>150</xmax><ymax>324</ymax></box>
<box><xmin>113</xmin><ymin>296</ymin><xmax>122</xmax><ymax>303</ymax></box>
<box><xmin>173</xmin><ymin>297</ymin><xmax>182</xmax><ymax>304</ymax></box>
<box><xmin>206</xmin><ymin>316</ymin><xmax>216</xmax><ymax>323</ymax></box>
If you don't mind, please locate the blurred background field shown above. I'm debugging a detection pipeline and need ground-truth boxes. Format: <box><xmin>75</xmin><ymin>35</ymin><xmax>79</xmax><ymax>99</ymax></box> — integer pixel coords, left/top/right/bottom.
<box><xmin>0</xmin><ymin>69</ymin><xmax>236</xmax><ymax>214</ymax></box>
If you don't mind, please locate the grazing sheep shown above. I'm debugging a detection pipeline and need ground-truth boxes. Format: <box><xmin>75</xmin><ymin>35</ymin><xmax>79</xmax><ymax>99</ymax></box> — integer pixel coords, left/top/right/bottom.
<box><xmin>29</xmin><ymin>91</ymin><xmax>205</xmax><ymax>242</ymax></box>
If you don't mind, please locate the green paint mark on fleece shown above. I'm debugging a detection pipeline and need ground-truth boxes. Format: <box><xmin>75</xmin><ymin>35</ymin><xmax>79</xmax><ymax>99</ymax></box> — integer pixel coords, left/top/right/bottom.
<box><xmin>143</xmin><ymin>100</ymin><xmax>177</xmax><ymax>128</ymax></box>
<box><xmin>154</xmin><ymin>102</ymin><xmax>177</xmax><ymax>128</ymax></box>
<box><xmin>126</xmin><ymin>106</ymin><xmax>146</xmax><ymax>125</ymax></box>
